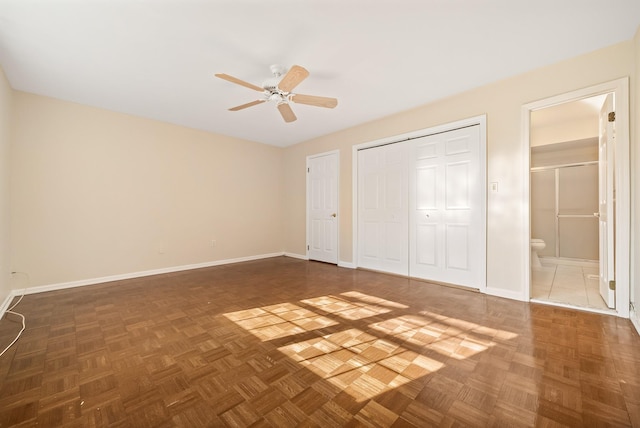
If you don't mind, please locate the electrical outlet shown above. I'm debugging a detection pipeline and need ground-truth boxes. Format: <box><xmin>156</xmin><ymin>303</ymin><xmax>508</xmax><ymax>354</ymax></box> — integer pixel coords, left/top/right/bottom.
<box><xmin>211</xmin><ymin>240</ymin><xmax>217</xmax><ymax>248</ymax></box>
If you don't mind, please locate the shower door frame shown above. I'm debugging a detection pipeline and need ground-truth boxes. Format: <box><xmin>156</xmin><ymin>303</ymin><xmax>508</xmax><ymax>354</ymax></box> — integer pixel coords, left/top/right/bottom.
<box><xmin>531</xmin><ymin>161</ymin><xmax>599</xmax><ymax>261</ymax></box>
<box><xmin>521</xmin><ymin>78</ymin><xmax>630</xmax><ymax>318</ymax></box>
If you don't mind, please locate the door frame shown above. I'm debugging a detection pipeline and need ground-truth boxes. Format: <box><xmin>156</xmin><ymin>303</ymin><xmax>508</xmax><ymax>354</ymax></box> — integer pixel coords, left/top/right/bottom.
<box><xmin>352</xmin><ymin>115</ymin><xmax>487</xmax><ymax>291</ymax></box>
<box><xmin>521</xmin><ymin>78</ymin><xmax>630</xmax><ymax>318</ymax></box>
<box><xmin>306</xmin><ymin>150</ymin><xmax>340</xmax><ymax>263</ymax></box>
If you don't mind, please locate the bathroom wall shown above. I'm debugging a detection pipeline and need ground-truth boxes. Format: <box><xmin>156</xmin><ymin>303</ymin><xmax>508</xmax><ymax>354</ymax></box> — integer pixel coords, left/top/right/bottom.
<box><xmin>530</xmin><ymin>99</ymin><xmax>601</xmax><ymax>147</ymax></box>
<box><xmin>530</xmin><ymin>140</ymin><xmax>599</xmax><ymax>260</ymax></box>
<box><xmin>531</xmin><ymin>138</ymin><xmax>598</xmax><ymax>168</ymax></box>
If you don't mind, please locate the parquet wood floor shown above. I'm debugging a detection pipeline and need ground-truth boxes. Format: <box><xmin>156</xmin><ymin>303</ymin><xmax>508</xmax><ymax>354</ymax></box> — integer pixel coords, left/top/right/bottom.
<box><xmin>1</xmin><ymin>257</ymin><xmax>639</xmax><ymax>427</ymax></box>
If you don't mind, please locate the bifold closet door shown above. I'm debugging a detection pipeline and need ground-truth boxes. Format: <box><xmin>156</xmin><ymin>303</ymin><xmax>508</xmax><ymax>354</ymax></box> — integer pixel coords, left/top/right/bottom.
<box><xmin>357</xmin><ymin>142</ymin><xmax>409</xmax><ymax>275</ymax></box>
<box><xmin>410</xmin><ymin>125</ymin><xmax>483</xmax><ymax>289</ymax></box>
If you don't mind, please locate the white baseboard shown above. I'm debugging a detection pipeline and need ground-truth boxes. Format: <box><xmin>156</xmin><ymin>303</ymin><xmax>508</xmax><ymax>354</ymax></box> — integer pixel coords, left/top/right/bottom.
<box><xmin>530</xmin><ymin>298</ymin><xmax>619</xmax><ymax>317</ymax></box>
<box><xmin>283</xmin><ymin>253</ymin><xmax>355</xmax><ymax>269</ymax></box>
<box><xmin>338</xmin><ymin>261</ymin><xmax>356</xmax><ymax>269</ymax></box>
<box><xmin>2</xmin><ymin>253</ymin><xmax>286</xmax><ymax>316</ymax></box>
<box><xmin>0</xmin><ymin>291</ymin><xmax>16</xmax><ymax>318</ymax></box>
<box><xmin>631</xmin><ymin>307</ymin><xmax>640</xmax><ymax>336</ymax></box>
<box><xmin>485</xmin><ymin>286</ymin><xmax>527</xmax><ymax>302</ymax></box>
<box><xmin>7</xmin><ymin>254</ymin><xmax>636</xmax><ymax>333</ymax></box>
<box><xmin>284</xmin><ymin>252</ymin><xmax>355</xmax><ymax>270</ymax></box>
<box><xmin>284</xmin><ymin>252</ymin><xmax>308</xmax><ymax>261</ymax></box>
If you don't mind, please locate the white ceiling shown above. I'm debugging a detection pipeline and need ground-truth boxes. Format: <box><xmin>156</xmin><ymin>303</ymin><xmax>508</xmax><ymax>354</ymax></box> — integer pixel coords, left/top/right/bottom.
<box><xmin>1</xmin><ymin>1</ymin><xmax>639</xmax><ymax>148</ymax></box>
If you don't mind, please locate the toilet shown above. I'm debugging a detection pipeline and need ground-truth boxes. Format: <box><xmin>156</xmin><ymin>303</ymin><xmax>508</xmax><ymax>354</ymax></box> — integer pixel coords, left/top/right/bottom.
<box><xmin>530</xmin><ymin>238</ymin><xmax>546</xmax><ymax>268</ymax></box>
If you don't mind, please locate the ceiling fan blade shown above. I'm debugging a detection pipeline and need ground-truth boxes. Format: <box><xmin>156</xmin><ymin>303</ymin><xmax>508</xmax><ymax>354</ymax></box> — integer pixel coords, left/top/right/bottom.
<box><xmin>291</xmin><ymin>93</ymin><xmax>338</xmax><ymax>109</ymax></box>
<box><xmin>277</xmin><ymin>103</ymin><xmax>297</xmax><ymax>123</ymax></box>
<box><xmin>277</xmin><ymin>65</ymin><xmax>309</xmax><ymax>93</ymax></box>
<box><xmin>229</xmin><ymin>100</ymin><xmax>266</xmax><ymax>111</ymax></box>
<box><xmin>215</xmin><ymin>73</ymin><xmax>264</xmax><ymax>92</ymax></box>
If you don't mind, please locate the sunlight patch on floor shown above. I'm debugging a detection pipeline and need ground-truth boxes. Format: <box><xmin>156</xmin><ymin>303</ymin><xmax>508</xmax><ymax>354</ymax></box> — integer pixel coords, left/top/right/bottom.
<box><xmin>224</xmin><ymin>291</ymin><xmax>518</xmax><ymax>402</ymax></box>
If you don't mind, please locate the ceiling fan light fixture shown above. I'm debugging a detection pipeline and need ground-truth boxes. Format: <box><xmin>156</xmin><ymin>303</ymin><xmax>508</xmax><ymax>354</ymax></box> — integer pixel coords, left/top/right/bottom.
<box><xmin>215</xmin><ymin>64</ymin><xmax>337</xmax><ymax>123</ymax></box>
<box><xmin>268</xmin><ymin>93</ymin><xmax>285</xmax><ymax>103</ymax></box>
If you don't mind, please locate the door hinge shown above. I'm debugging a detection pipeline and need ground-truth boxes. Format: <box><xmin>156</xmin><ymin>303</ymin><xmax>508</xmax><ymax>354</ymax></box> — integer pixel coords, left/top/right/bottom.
<box><xmin>307</xmin><ymin>167</ymin><xmax>310</xmax><ymax>173</ymax></box>
<box><xmin>307</xmin><ymin>245</ymin><xmax>309</xmax><ymax>250</ymax></box>
<box><xmin>609</xmin><ymin>280</ymin><xmax>616</xmax><ymax>290</ymax></box>
<box><xmin>608</xmin><ymin>111</ymin><xmax>616</xmax><ymax>122</ymax></box>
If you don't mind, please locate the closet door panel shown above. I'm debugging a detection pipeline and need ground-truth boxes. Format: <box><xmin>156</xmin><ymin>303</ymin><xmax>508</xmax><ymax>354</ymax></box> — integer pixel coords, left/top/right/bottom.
<box><xmin>410</xmin><ymin>125</ymin><xmax>483</xmax><ymax>288</ymax></box>
<box><xmin>362</xmin><ymin>173</ymin><xmax>380</xmax><ymax>210</ymax></box>
<box><xmin>416</xmin><ymin>166</ymin><xmax>438</xmax><ymax>209</ymax></box>
<box><xmin>361</xmin><ymin>221</ymin><xmax>380</xmax><ymax>259</ymax></box>
<box><xmin>385</xmin><ymin>221</ymin><xmax>405</xmax><ymax>262</ymax></box>
<box><xmin>357</xmin><ymin>142</ymin><xmax>409</xmax><ymax>275</ymax></box>
<box><xmin>357</xmin><ymin>124</ymin><xmax>485</xmax><ymax>289</ymax></box>
<box><xmin>445</xmin><ymin>161</ymin><xmax>470</xmax><ymax>209</ymax></box>
<box><xmin>416</xmin><ymin>223</ymin><xmax>438</xmax><ymax>266</ymax></box>
<box><xmin>446</xmin><ymin>224</ymin><xmax>469</xmax><ymax>270</ymax></box>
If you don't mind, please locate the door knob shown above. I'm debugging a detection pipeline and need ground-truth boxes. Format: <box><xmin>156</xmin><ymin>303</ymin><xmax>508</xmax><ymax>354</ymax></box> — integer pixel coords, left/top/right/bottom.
<box><xmin>331</xmin><ymin>213</ymin><xmax>337</xmax><ymax>218</ymax></box>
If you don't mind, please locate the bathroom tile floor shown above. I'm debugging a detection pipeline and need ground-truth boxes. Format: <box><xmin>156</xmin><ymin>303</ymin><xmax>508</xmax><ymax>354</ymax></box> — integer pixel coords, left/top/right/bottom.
<box><xmin>531</xmin><ymin>258</ymin><xmax>610</xmax><ymax>310</ymax></box>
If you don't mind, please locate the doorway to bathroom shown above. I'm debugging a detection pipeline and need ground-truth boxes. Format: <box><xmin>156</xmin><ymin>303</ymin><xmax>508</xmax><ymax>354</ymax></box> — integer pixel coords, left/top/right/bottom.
<box><xmin>530</xmin><ymin>136</ymin><xmax>604</xmax><ymax>309</ymax></box>
<box><xmin>523</xmin><ymin>78</ymin><xmax>630</xmax><ymax>317</ymax></box>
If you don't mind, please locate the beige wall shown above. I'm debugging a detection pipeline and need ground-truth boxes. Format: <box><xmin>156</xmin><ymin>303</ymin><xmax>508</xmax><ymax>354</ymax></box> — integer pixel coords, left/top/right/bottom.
<box><xmin>283</xmin><ymin>40</ymin><xmax>635</xmax><ymax>296</ymax></box>
<box><xmin>0</xmin><ymin>67</ymin><xmax>12</xmax><ymax>303</ymax></box>
<box><xmin>4</xmin><ymin>30</ymin><xmax>639</xmax><ymax>302</ymax></box>
<box><xmin>11</xmin><ymin>93</ymin><xmax>284</xmax><ymax>287</ymax></box>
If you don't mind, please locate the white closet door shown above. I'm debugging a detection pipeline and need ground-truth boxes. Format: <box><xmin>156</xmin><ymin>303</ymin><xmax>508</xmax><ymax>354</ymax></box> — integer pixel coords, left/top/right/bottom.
<box><xmin>410</xmin><ymin>125</ymin><xmax>483</xmax><ymax>288</ymax></box>
<box><xmin>357</xmin><ymin>142</ymin><xmax>409</xmax><ymax>275</ymax></box>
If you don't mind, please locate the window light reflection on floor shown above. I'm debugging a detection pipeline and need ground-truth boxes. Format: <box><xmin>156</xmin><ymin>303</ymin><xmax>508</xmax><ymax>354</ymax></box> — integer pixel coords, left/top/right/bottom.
<box><xmin>223</xmin><ymin>291</ymin><xmax>518</xmax><ymax>402</ymax></box>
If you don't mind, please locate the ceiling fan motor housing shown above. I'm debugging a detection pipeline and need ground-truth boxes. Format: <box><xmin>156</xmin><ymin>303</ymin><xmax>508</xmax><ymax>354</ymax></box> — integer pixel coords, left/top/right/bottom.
<box><xmin>263</xmin><ymin>64</ymin><xmax>288</xmax><ymax>94</ymax></box>
<box><xmin>262</xmin><ymin>79</ymin><xmax>282</xmax><ymax>93</ymax></box>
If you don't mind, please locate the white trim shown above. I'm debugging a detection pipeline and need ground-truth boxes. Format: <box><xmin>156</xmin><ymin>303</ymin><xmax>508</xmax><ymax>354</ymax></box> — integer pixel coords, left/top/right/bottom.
<box><xmin>352</xmin><ymin>115</ymin><xmax>488</xmax><ymax>291</ymax></box>
<box><xmin>352</xmin><ymin>144</ymin><xmax>359</xmax><ymax>274</ymax></box>
<box><xmin>306</xmin><ymin>149</ymin><xmax>340</xmax><ymax>264</ymax></box>
<box><xmin>0</xmin><ymin>290</ymin><xmax>16</xmax><ymax>318</ymax></box>
<box><xmin>6</xmin><ymin>252</ymin><xmax>284</xmax><ymax>300</ymax></box>
<box><xmin>0</xmin><ymin>252</ymin><xmax>351</xmax><ymax>319</ymax></box>
<box><xmin>530</xmin><ymin>298</ymin><xmax>617</xmax><ymax>317</ymax></box>
<box><xmin>338</xmin><ymin>261</ymin><xmax>356</xmax><ymax>269</ymax></box>
<box><xmin>486</xmin><ymin>286</ymin><xmax>527</xmax><ymax>302</ymax></box>
<box><xmin>522</xmin><ymin>77</ymin><xmax>630</xmax><ymax>318</ymax></box>
<box><xmin>284</xmin><ymin>252</ymin><xmax>308</xmax><ymax>260</ymax></box>
<box><xmin>353</xmin><ymin>115</ymin><xmax>487</xmax><ymax>151</ymax></box>
<box><xmin>631</xmin><ymin>307</ymin><xmax>640</xmax><ymax>336</ymax></box>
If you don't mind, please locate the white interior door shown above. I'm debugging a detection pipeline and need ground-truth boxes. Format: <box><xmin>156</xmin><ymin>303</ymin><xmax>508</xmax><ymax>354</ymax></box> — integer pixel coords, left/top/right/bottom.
<box><xmin>598</xmin><ymin>94</ymin><xmax>615</xmax><ymax>308</ymax></box>
<box><xmin>357</xmin><ymin>142</ymin><xmax>409</xmax><ymax>275</ymax></box>
<box><xmin>308</xmin><ymin>152</ymin><xmax>339</xmax><ymax>264</ymax></box>
<box><xmin>410</xmin><ymin>125</ymin><xmax>484</xmax><ymax>288</ymax></box>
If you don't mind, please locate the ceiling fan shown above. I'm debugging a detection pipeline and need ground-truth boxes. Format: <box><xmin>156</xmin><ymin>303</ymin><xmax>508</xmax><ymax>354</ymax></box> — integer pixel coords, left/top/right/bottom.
<box><xmin>215</xmin><ymin>64</ymin><xmax>338</xmax><ymax>123</ymax></box>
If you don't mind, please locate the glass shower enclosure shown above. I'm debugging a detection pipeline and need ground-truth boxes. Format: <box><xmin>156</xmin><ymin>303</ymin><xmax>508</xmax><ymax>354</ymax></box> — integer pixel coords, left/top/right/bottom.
<box><xmin>531</xmin><ymin>163</ymin><xmax>599</xmax><ymax>261</ymax></box>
